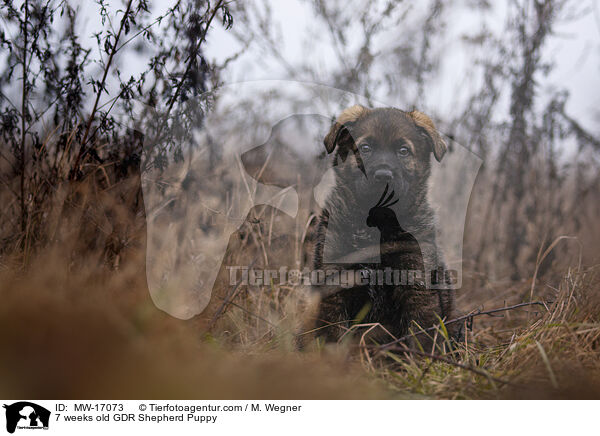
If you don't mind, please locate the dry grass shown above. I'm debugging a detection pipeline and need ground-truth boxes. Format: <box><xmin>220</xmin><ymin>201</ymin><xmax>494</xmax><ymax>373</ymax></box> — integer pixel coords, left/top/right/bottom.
<box><xmin>0</xmin><ymin>245</ymin><xmax>393</xmax><ymax>399</ymax></box>
<box><xmin>0</xmin><ymin>165</ymin><xmax>599</xmax><ymax>399</ymax></box>
<box><xmin>378</xmin><ymin>265</ymin><xmax>600</xmax><ymax>399</ymax></box>
<box><xmin>1</xmin><ymin>0</ymin><xmax>598</xmax><ymax>401</ymax></box>
<box><xmin>1</xmin><ymin>234</ymin><xmax>599</xmax><ymax>399</ymax></box>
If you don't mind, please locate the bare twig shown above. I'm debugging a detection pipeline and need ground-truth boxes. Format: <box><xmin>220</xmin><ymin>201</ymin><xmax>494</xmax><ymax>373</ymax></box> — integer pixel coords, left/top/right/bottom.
<box><xmin>20</xmin><ymin>0</ymin><xmax>29</xmax><ymax>234</ymax></box>
<box><xmin>114</xmin><ymin>2</ymin><xmax>181</xmax><ymax>54</ymax></box>
<box><xmin>72</xmin><ymin>0</ymin><xmax>134</xmax><ymax>176</ymax></box>
<box><xmin>161</xmin><ymin>0</ymin><xmax>224</xmax><ymax>122</ymax></box>
<box><xmin>378</xmin><ymin>300</ymin><xmax>549</xmax><ymax>351</ymax></box>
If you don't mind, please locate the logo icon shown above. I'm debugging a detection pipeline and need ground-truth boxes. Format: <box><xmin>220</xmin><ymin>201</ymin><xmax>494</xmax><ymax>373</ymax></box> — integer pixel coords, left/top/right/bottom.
<box><xmin>3</xmin><ymin>402</ymin><xmax>50</xmax><ymax>433</ymax></box>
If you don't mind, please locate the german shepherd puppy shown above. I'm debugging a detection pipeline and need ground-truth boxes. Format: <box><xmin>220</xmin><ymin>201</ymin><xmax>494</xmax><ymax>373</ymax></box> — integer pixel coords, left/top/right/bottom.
<box><xmin>312</xmin><ymin>105</ymin><xmax>456</xmax><ymax>344</ymax></box>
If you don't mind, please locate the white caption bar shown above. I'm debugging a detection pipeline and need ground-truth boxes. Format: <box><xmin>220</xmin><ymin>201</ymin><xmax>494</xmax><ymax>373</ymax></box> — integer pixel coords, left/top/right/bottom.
<box><xmin>1</xmin><ymin>400</ymin><xmax>597</xmax><ymax>435</ymax></box>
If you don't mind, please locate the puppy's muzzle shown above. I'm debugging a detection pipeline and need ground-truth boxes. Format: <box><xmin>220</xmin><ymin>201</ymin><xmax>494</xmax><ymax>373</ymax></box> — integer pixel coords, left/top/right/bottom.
<box><xmin>374</xmin><ymin>168</ymin><xmax>394</xmax><ymax>182</ymax></box>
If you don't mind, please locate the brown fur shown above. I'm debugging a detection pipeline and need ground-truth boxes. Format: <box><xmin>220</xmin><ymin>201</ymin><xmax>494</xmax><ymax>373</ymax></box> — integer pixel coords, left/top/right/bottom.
<box><xmin>311</xmin><ymin>106</ymin><xmax>456</xmax><ymax>344</ymax></box>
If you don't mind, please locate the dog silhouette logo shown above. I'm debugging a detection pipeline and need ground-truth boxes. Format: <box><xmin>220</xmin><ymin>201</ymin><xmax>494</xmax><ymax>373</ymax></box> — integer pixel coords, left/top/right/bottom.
<box><xmin>139</xmin><ymin>81</ymin><xmax>482</xmax><ymax>319</ymax></box>
<box><xmin>3</xmin><ymin>402</ymin><xmax>50</xmax><ymax>433</ymax></box>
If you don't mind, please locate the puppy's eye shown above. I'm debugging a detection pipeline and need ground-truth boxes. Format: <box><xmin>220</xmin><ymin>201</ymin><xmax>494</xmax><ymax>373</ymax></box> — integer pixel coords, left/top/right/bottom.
<box><xmin>397</xmin><ymin>146</ymin><xmax>410</xmax><ymax>157</ymax></box>
<box><xmin>359</xmin><ymin>143</ymin><xmax>371</xmax><ymax>153</ymax></box>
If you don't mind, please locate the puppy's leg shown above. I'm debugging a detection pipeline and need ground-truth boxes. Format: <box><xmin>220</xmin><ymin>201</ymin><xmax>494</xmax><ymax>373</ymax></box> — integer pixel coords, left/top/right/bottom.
<box><xmin>313</xmin><ymin>286</ymin><xmax>372</xmax><ymax>343</ymax></box>
<box><xmin>314</xmin><ymin>293</ymin><xmax>350</xmax><ymax>343</ymax></box>
<box><xmin>401</xmin><ymin>287</ymin><xmax>448</xmax><ymax>352</ymax></box>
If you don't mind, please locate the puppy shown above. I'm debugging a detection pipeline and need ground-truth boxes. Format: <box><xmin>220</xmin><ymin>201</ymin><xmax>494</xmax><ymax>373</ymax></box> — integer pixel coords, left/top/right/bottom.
<box><xmin>312</xmin><ymin>105</ymin><xmax>456</xmax><ymax>344</ymax></box>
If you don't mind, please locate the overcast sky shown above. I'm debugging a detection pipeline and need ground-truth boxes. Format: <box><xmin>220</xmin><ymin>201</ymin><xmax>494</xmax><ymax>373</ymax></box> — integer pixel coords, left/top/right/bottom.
<box><xmin>74</xmin><ymin>0</ymin><xmax>600</xmax><ymax>135</ymax></box>
<box><xmin>205</xmin><ymin>0</ymin><xmax>600</xmax><ymax>133</ymax></box>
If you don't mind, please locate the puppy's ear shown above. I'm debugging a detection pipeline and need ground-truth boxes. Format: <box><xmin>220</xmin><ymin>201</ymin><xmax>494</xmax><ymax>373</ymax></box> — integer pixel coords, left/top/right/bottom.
<box><xmin>323</xmin><ymin>122</ymin><xmax>347</xmax><ymax>154</ymax></box>
<box><xmin>408</xmin><ymin>110</ymin><xmax>447</xmax><ymax>162</ymax></box>
<box><xmin>324</xmin><ymin>105</ymin><xmax>369</xmax><ymax>154</ymax></box>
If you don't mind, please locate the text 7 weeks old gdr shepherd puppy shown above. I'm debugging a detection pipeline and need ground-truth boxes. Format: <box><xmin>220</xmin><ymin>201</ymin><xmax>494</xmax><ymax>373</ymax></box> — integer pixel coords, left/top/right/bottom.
<box><xmin>312</xmin><ymin>105</ymin><xmax>456</xmax><ymax>344</ymax></box>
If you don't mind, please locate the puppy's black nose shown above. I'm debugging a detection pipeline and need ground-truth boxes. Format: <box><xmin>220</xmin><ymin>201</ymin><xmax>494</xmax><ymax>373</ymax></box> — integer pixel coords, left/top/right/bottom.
<box><xmin>374</xmin><ymin>169</ymin><xmax>393</xmax><ymax>182</ymax></box>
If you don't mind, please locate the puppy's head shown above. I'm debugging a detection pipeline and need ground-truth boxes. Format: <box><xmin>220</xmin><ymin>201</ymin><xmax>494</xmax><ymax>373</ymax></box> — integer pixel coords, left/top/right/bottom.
<box><xmin>324</xmin><ymin>105</ymin><xmax>446</xmax><ymax>210</ymax></box>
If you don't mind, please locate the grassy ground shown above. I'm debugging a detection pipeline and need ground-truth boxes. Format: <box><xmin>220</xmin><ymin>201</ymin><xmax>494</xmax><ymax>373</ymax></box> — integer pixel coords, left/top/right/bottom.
<box><xmin>0</xmin><ymin>168</ymin><xmax>599</xmax><ymax>400</ymax></box>
<box><xmin>1</xmin><ymin>238</ymin><xmax>598</xmax><ymax>399</ymax></box>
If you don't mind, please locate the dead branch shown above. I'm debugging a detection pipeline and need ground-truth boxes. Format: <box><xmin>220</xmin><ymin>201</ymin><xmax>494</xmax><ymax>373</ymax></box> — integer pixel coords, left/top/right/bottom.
<box><xmin>378</xmin><ymin>300</ymin><xmax>549</xmax><ymax>350</ymax></box>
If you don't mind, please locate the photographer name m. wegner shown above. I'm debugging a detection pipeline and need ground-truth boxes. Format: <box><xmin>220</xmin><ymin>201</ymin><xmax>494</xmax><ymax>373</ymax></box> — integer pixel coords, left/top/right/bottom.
<box><xmin>226</xmin><ymin>266</ymin><xmax>458</xmax><ymax>289</ymax></box>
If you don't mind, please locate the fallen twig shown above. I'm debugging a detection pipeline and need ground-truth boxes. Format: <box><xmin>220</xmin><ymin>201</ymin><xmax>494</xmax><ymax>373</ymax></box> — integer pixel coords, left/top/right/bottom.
<box><xmin>378</xmin><ymin>300</ymin><xmax>550</xmax><ymax>350</ymax></box>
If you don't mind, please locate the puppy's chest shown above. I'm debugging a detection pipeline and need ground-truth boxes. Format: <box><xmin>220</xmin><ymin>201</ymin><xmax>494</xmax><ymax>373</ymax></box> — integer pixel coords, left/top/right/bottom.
<box><xmin>323</xmin><ymin>212</ymin><xmax>423</xmax><ymax>265</ymax></box>
<box><xmin>322</xmin><ymin>216</ymin><xmax>380</xmax><ymax>264</ymax></box>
